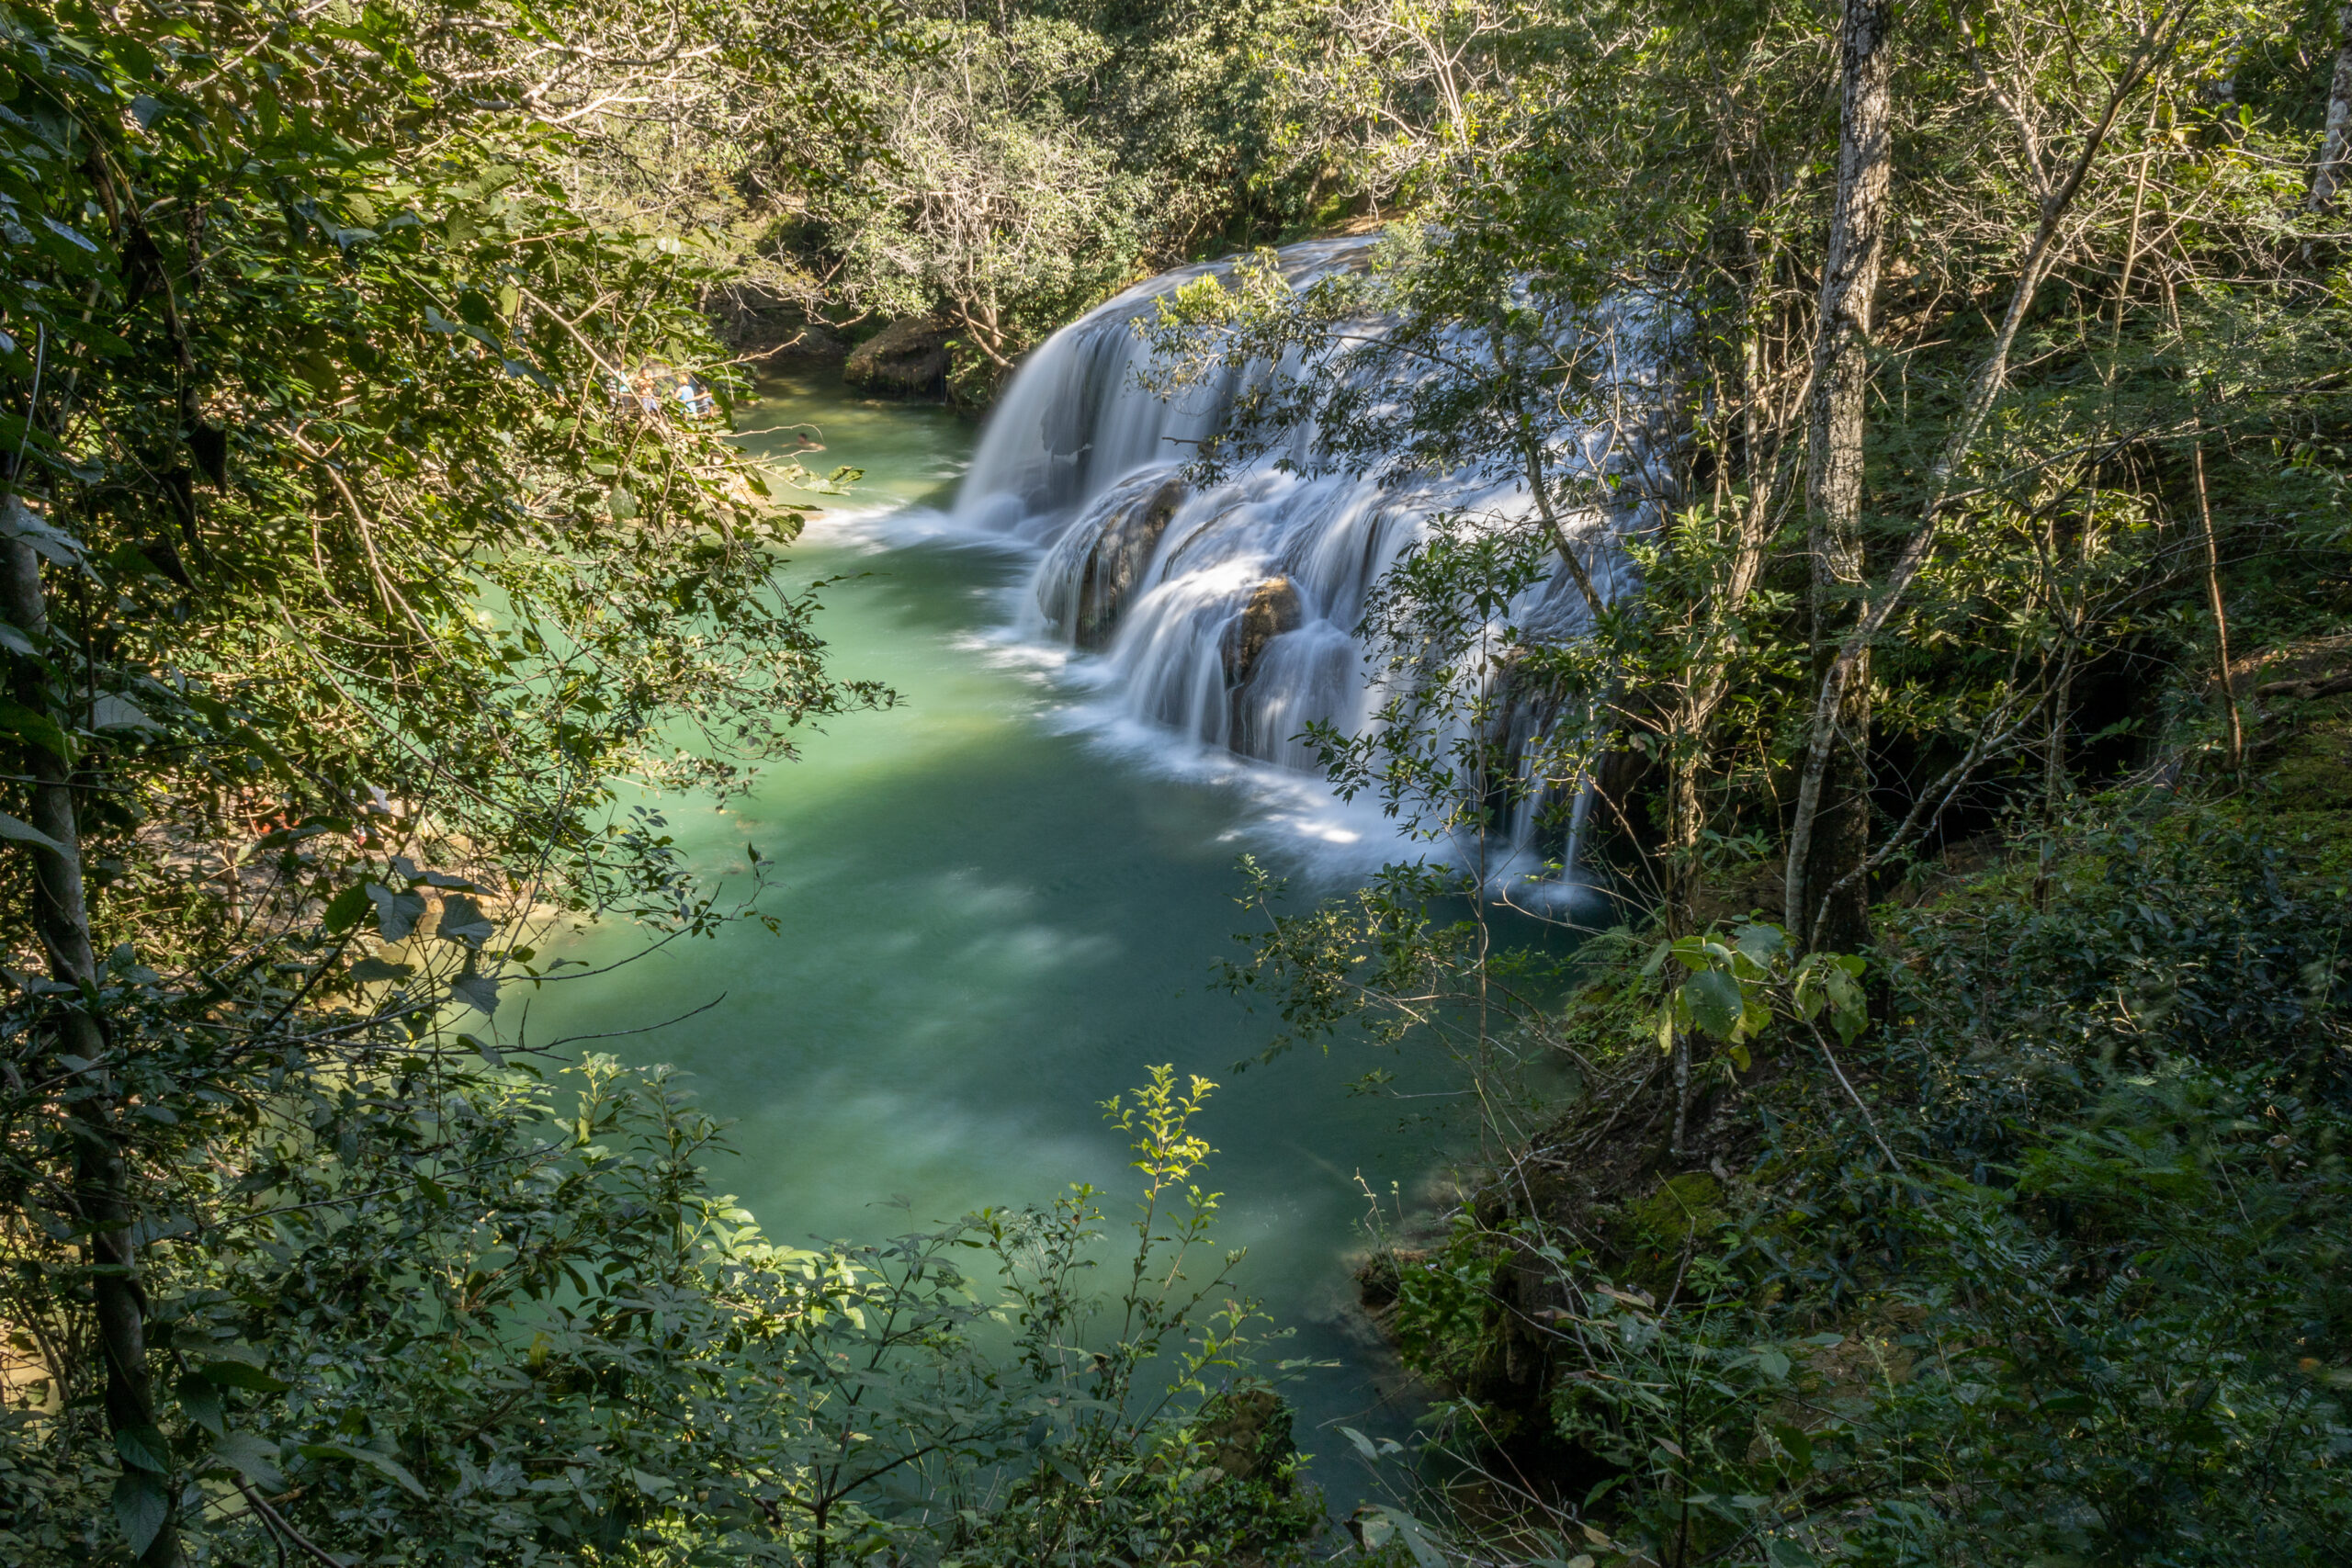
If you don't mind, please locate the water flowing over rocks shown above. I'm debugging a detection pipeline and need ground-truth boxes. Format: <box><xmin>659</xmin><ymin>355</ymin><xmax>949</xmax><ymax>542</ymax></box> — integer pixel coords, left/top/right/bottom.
<box><xmin>955</xmin><ymin>237</ymin><xmax>1664</xmax><ymax>879</ymax></box>
<box><xmin>1225</xmin><ymin>575</ymin><xmax>1304</xmax><ymax>689</ymax></box>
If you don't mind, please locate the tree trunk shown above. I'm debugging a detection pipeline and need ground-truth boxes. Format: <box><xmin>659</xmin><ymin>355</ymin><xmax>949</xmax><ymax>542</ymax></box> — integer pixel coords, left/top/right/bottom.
<box><xmin>2314</xmin><ymin>5</ymin><xmax>2352</xmax><ymax>210</ymax></box>
<box><xmin>1786</xmin><ymin>0</ymin><xmax>1897</xmax><ymax>953</ymax></box>
<box><xmin>1784</xmin><ymin>9</ymin><xmax>2176</xmax><ymax>953</ymax></box>
<box><xmin>1</xmin><ymin>497</ymin><xmax>178</xmax><ymax>1567</ymax></box>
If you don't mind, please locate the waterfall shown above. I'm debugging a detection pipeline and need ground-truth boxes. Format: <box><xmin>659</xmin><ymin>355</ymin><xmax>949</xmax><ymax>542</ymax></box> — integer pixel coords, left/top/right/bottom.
<box><xmin>953</xmin><ymin>237</ymin><xmax>1662</xmax><ymax>884</ymax></box>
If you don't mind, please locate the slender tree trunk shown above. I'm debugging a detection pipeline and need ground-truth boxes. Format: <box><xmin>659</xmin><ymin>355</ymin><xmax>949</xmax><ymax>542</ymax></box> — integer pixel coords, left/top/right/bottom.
<box><xmin>2314</xmin><ymin>5</ymin><xmax>2352</xmax><ymax>210</ymax></box>
<box><xmin>2</xmin><ymin>497</ymin><xmax>177</xmax><ymax>1567</ymax></box>
<box><xmin>2189</xmin><ymin>440</ymin><xmax>2245</xmax><ymax>771</ymax></box>
<box><xmin>1785</xmin><ymin>0</ymin><xmax>1897</xmax><ymax>952</ymax></box>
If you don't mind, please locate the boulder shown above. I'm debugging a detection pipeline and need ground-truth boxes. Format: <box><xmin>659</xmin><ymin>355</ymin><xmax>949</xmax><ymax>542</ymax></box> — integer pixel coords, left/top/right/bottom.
<box><xmin>1073</xmin><ymin>475</ymin><xmax>1188</xmax><ymax>649</ymax></box>
<box><xmin>1192</xmin><ymin>1387</ymin><xmax>1295</xmax><ymax>1483</ymax></box>
<box><xmin>1221</xmin><ymin>576</ymin><xmax>1304</xmax><ymax>689</ymax></box>
<box><xmin>842</xmin><ymin>315</ymin><xmax>950</xmax><ymax>398</ymax></box>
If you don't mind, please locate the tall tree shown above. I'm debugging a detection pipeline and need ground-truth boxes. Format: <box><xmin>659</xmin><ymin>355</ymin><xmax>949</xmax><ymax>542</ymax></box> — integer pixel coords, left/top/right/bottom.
<box><xmin>1783</xmin><ymin>0</ymin><xmax>1897</xmax><ymax>953</ymax></box>
<box><xmin>2315</xmin><ymin>2</ymin><xmax>2352</xmax><ymax>208</ymax></box>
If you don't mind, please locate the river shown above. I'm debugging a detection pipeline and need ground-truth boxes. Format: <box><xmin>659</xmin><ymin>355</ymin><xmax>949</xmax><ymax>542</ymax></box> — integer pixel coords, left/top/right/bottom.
<box><xmin>518</xmin><ymin>368</ymin><xmax>1458</xmax><ymax>1499</ymax></box>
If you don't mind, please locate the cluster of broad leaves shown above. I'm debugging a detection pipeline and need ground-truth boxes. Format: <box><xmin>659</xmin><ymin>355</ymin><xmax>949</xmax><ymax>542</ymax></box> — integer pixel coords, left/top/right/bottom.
<box><xmin>0</xmin><ymin>6</ymin><xmax>1339</xmax><ymax>1564</ymax></box>
<box><xmin>0</xmin><ymin>0</ymin><xmax>888</xmax><ymax>929</ymax></box>
<box><xmin>1145</xmin><ymin>0</ymin><xmax>2352</xmax><ymax>927</ymax></box>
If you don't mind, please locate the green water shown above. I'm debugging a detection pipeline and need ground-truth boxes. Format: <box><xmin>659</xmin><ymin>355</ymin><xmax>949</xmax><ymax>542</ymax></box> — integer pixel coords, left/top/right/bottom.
<box><xmin>520</xmin><ymin>373</ymin><xmax>1449</xmax><ymax>1494</ymax></box>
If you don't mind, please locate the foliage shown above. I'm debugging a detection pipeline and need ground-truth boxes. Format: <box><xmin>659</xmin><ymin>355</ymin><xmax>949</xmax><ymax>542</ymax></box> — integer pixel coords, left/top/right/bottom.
<box><xmin>785</xmin><ymin>0</ymin><xmax>1523</xmax><ymax>398</ymax></box>
<box><xmin>3</xmin><ymin>1047</ymin><xmax>1322</xmax><ymax>1564</ymax></box>
<box><xmin>1149</xmin><ymin>9</ymin><xmax>2352</xmax><ymax>1551</ymax></box>
<box><xmin>0</xmin><ymin>10</ymin><xmax>1337</xmax><ymax>1559</ymax></box>
<box><xmin>1337</xmin><ymin>796</ymin><xmax>2352</xmax><ymax>1564</ymax></box>
<box><xmin>806</xmin><ymin>6</ymin><xmax>1152</xmax><ymax>398</ymax></box>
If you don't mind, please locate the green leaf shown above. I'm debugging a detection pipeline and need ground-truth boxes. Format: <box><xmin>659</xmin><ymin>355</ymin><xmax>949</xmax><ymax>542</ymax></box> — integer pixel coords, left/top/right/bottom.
<box><xmin>0</xmin><ymin>699</ymin><xmax>74</xmax><ymax>762</ymax></box>
<box><xmin>0</xmin><ymin>810</ymin><xmax>68</xmax><ymax>856</ymax></box>
<box><xmin>348</xmin><ymin>956</ymin><xmax>413</xmax><ymax>984</ymax></box>
<box><xmin>205</xmin><ymin>1430</ymin><xmax>286</xmax><ymax>1495</ymax></box>
<box><xmin>436</xmin><ymin>894</ymin><xmax>496</xmax><ymax>946</ymax></box>
<box><xmin>1369</xmin><ymin>1506</ymin><xmax>1448</xmax><ymax>1568</ymax></box>
<box><xmin>176</xmin><ymin>1372</ymin><xmax>224</xmax><ymax>1436</ymax></box>
<box><xmin>299</xmin><ymin>1439</ymin><xmax>428</xmax><ymax>1498</ymax></box>
<box><xmin>88</xmin><ymin>693</ymin><xmax>159</xmax><ymax>733</ymax></box>
<box><xmin>112</xmin><ymin>1468</ymin><xmax>168</xmax><ymax>1554</ymax></box>
<box><xmin>449</xmin><ymin>969</ymin><xmax>500</xmax><ymax>1015</ymax></box>
<box><xmin>114</xmin><ymin>1423</ymin><xmax>172</xmax><ymax>1473</ymax></box>
<box><xmin>323</xmin><ymin>884</ymin><xmax>372</xmax><ymax>934</ymax></box>
<box><xmin>2</xmin><ymin>505</ymin><xmax>87</xmax><ymax>565</ymax></box>
<box><xmin>1680</xmin><ymin>968</ymin><xmax>1744</xmax><ymax>1040</ymax></box>
<box><xmin>1737</xmin><ymin>990</ymin><xmax>1771</xmax><ymax>1041</ymax></box>
<box><xmin>198</xmin><ymin>1359</ymin><xmax>289</xmax><ymax>1393</ymax></box>
<box><xmin>366</xmin><ymin>882</ymin><xmax>427</xmax><ymax>942</ymax></box>
<box><xmin>1771</xmin><ymin>1421</ymin><xmax>1813</xmax><ymax>1472</ymax></box>
<box><xmin>40</xmin><ymin>212</ymin><xmax>96</xmax><ymax>252</ymax></box>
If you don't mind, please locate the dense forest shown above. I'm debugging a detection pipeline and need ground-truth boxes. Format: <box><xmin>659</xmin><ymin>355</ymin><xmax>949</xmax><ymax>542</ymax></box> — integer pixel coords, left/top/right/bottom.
<box><xmin>2</xmin><ymin>1</ymin><xmax>2349</xmax><ymax>1565</ymax></box>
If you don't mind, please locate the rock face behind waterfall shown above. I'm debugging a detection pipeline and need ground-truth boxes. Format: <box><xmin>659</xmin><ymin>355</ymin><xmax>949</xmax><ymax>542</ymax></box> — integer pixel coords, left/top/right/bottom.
<box><xmin>1224</xmin><ymin>576</ymin><xmax>1303</xmax><ymax>688</ymax></box>
<box><xmin>954</xmin><ymin>235</ymin><xmax>1662</xmax><ymax>879</ymax></box>
<box><xmin>1069</xmin><ymin>473</ymin><xmax>1188</xmax><ymax>649</ymax></box>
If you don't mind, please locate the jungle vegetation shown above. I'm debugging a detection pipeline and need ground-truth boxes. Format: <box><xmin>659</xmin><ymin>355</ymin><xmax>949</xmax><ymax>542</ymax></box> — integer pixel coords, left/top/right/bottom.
<box><xmin>1154</xmin><ymin>1</ymin><xmax>2352</xmax><ymax>1562</ymax></box>
<box><xmin>1</xmin><ymin>1</ymin><xmax>2350</xmax><ymax>1566</ymax></box>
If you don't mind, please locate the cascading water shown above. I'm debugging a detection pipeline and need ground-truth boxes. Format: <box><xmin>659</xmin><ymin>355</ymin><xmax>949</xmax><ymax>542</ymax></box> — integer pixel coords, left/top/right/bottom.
<box><xmin>954</xmin><ymin>236</ymin><xmax>1663</xmax><ymax>884</ymax></box>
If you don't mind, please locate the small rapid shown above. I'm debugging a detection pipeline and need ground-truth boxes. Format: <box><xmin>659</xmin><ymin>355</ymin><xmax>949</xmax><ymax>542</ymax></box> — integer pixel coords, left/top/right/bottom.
<box><xmin>955</xmin><ymin>235</ymin><xmax>1663</xmax><ymax>883</ymax></box>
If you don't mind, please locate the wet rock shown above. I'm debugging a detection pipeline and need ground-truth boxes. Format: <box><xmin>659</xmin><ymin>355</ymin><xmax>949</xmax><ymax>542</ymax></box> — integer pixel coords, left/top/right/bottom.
<box><xmin>1221</xmin><ymin>576</ymin><xmax>1304</xmax><ymax>689</ymax></box>
<box><xmin>842</xmin><ymin>315</ymin><xmax>950</xmax><ymax>398</ymax></box>
<box><xmin>1192</xmin><ymin>1387</ymin><xmax>1295</xmax><ymax>1483</ymax></box>
<box><xmin>1073</xmin><ymin>474</ymin><xmax>1187</xmax><ymax>649</ymax></box>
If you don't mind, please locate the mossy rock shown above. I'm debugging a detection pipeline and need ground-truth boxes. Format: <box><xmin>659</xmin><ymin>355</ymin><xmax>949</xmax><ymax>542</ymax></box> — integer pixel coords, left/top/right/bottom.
<box><xmin>1072</xmin><ymin>473</ymin><xmax>1187</xmax><ymax>649</ymax></box>
<box><xmin>842</xmin><ymin>314</ymin><xmax>950</xmax><ymax>398</ymax></box>
<box><xmin>1222</xmin><ymin>576</ymin><xmax>1304</xmax><ymax>688</ymax></box>
<box><xmin>1191</xmin><ymin>1387</ymin><xmax>1295</xmax><ymax>1485</ymax></box>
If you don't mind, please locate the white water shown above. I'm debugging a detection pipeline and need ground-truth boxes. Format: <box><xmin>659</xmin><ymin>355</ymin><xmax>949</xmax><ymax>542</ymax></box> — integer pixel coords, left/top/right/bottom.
<box><xmin>954</xmin><ymin>236</ymin><xmax>1666</xmax><ymax>886</ymax></box>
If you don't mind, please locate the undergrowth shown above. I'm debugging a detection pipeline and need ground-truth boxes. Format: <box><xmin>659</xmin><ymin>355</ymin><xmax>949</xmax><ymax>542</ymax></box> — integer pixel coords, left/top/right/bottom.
<box><xmin>1370</xmin><ymin>773</ymin><xmax>2352</xmax><ymax>1565</ymax></box>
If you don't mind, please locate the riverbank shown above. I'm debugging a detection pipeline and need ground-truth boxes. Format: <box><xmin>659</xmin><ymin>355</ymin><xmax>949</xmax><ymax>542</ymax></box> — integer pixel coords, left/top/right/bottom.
<box><xmin>1353</xmin><ymin>664</ymin><xmax>2352</xmax><ymax>1562</ymax></box>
